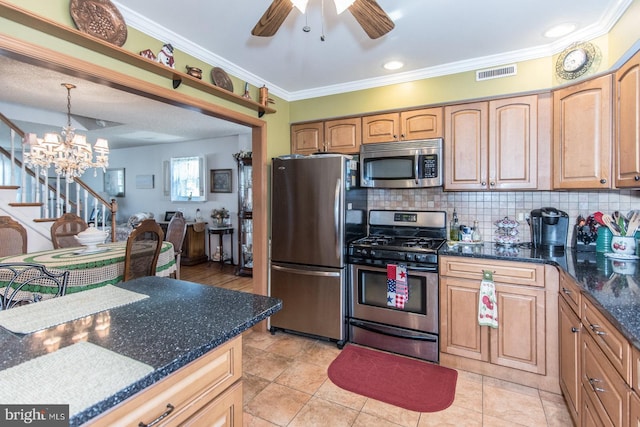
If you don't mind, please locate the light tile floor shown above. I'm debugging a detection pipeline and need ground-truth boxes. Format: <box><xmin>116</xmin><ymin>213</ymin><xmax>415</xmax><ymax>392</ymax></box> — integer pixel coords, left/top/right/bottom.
<box><xmin>241</xmin><ymin>329</ymin><xmax>574</xmax><ymax>427</ymax></box>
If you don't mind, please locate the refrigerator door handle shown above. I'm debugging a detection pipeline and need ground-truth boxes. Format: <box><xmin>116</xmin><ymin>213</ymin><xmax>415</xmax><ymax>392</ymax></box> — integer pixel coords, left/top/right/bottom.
<box><xmin>272</xmin><ymin>264</ymin><xmax>341</xmax><ymax>278</ymax></box>
<box><xmin>334</xmin><ymin>178</ymin><xmax>341</xmax><ymax>259</ymax></box>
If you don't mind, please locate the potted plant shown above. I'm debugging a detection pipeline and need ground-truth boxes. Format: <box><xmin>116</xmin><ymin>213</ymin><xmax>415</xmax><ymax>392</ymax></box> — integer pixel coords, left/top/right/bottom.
<box><xmin>211</xmin><ymin>207</ymin><xmax>230</xmax><ymax>227</ymax></box>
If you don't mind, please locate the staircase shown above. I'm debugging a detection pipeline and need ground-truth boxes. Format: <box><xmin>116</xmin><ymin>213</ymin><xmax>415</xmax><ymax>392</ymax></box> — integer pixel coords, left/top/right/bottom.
<box><xmin>0</xmin><ymin>113</ymin><xmax>118</xmax><ymax>252</ymax></box>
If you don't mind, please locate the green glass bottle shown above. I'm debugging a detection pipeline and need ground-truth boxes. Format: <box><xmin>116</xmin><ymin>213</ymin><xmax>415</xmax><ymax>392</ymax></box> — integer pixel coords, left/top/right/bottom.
<box><xmin>449</xmin><ymin>209</ymin><xmax>459</xmax><ymax>241</ymax></box>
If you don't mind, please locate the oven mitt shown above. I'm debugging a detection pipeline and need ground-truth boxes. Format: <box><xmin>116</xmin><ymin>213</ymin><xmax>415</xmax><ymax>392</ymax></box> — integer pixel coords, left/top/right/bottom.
<box><xmin>478</xmin><ymin>270</ymin><xmax>498</xmax><ymax>328</ymax></box>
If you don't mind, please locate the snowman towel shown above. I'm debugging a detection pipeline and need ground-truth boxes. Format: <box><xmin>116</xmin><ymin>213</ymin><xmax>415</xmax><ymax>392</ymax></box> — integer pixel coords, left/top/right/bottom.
<box><xmin>478</xmin><ymin>270</ymin><xmax>498</xmax><ymax>328</ymax></box>
<box><xmin>387</xmin><ymin>264</ymin><xmax>408</xmax><ymax>309</ymax></box>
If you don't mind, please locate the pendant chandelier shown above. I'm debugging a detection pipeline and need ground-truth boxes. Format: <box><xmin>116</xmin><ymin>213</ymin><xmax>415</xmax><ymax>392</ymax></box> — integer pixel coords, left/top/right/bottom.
<box><xmin>23</xmin><ymin>83</ymin><xmax>109</xmax><ymax>182</ymax></box>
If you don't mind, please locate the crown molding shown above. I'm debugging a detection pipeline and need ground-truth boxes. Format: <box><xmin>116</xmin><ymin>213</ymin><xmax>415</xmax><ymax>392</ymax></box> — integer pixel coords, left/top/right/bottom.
<box><xmin>114</xmin><ymin>0</ymin><xmax>632</xmax><ymax>102</ymax></box>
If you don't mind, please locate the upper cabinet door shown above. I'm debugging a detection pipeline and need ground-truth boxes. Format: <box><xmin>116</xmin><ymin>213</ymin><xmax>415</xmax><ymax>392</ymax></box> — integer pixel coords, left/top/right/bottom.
<box><xmin>291</xmin><ymin>122</ymin><xmax>323</xmax><ymax>155</ymax></box>
<box><xmin>362</xmin><ymin>113</ymin><xmax>400</xmax><ymax>144</ymax></box>
<box><xmin>615</xmin><ymin>50</ymin><xmax>640</xmax><ymax>188</ymax></box>
<box><xmin>444</xmin><ymin>102</ymin><xmax>489</xmax><ymax>190</ymax></box>
<box><xmin>489</xmin><ymin>95</ymin><xmax>538</xmax><ymax>190</ymax></box>
<box><xmin>325</xmin><ymin>117</ymin><xmax>361</xmax><ymax>154</ymax></box>
<box><xmin>400</xmin><ymin>107</ymin><xmax>443</xmax><ymax>140</ymax></box>
<box><xmin>553</xmin><ymin>75</ymin><xmax>613</xmax><ymax>189</ymax></box>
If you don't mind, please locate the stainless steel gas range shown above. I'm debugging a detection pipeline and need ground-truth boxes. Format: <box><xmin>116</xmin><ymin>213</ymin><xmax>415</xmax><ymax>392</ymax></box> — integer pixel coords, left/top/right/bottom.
<box><xmin>347</xmin><ymin>210</ymin><xmax>447</xmax><ymax>362</ymax></box>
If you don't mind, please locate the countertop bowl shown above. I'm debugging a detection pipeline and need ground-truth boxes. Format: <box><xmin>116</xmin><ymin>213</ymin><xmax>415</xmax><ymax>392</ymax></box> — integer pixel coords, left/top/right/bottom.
<box><xmin>611</xmin><ymin>236</ymin><xmax>636</xmax><ymax>255</ymax></box>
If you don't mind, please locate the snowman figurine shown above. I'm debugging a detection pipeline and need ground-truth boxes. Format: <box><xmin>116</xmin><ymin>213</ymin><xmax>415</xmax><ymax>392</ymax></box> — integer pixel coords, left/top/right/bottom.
<box><xmin>157</xmin><ymin>43</ymin><xmax>175</xmax><ymax>68</ymax></box>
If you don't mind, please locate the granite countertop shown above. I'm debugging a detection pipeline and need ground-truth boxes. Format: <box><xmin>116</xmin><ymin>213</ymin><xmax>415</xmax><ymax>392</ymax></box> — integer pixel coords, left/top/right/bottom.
<box><xmin>440</xmin><ymin>242</ymin><xmax>640</xmax><ymax>350</ymax></box>
<box><xmin>0</xmin><ymin>276</ymin><xmax>282</xmax><ymax>426</ymax></box>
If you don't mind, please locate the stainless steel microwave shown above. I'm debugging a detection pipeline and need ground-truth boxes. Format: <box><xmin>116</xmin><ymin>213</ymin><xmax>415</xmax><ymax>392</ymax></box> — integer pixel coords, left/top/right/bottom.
<box><xmin>359</xmin><ymin>139</ymin><xmax>443</xmax><ymax>188</ymax></box>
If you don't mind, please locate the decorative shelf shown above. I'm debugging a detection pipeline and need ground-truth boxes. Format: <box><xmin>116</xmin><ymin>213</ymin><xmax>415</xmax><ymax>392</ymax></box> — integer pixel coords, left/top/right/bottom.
<box><xmin>0</xmin><ymin>1</ymin><xmax>276</xmax><ymax>117</ymax></box>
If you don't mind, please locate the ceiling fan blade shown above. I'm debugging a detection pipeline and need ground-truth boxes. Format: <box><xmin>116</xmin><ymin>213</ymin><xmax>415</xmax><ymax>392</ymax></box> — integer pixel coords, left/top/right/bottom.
<box><xmin>251</xmin><ymin>0</ymin><xmax>294</xmax><ymax>37</ymax></box>
<box><xmin>348</xmin><ymin>0</ymin><xmax>395</xmax><ymax>39</ymax></box>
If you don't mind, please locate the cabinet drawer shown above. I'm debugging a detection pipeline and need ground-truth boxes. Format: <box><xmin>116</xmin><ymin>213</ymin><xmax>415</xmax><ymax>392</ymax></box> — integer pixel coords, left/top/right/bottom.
<box><xmin>582</xmin><ymin>298</ymin><xmax>631</xmax><ymax>383</ymax></box>
<box><xmin>89</xmin><ymin>336</ymin><xmax>242</xmax><ymax>426</ymax></box>
<box><xmin>559</xmin><ymin>269</ymin><xmax>581</xmax><ymax>316</ymax></box>
<box><xmin>582</xmin><ymin>332</ymin><xmax>629</xmax><ymax>427</ymax></box>
<box><xmin>439</xmin><ymin>256</ymin><xmax>545</xmax><ymax>287</ymax></box>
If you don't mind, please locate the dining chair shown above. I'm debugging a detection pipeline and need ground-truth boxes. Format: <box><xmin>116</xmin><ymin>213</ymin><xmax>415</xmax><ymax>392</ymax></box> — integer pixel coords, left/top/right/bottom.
<box><xmin>0</xmin><ymin>263</ymin><xmax>69</xmax><ymax>310</ymax></box>
<box><xmin>165</xmin><ymin>212</ymin><xmax>187</xmax><ymax>279</ymax></box>
<box><xmin>123</xmin><ymin>219</ymin><xmax>165</xmax><ymax>282</ymax></box>
<box><xmin>50</xmin><ymin>213</ymin><xmax>89</xmax><ymax>249</ymax></box>
<box><xmin>0</xmin><ymin>216</ymin><xmax>27</xmax><ymax>257</ymax></box>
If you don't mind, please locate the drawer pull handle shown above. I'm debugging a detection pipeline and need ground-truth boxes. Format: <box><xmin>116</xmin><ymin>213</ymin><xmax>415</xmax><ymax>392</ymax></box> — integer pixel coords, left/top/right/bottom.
<box><xmin>589</xmin><ymin>324</ymin><xmax>606</xmax><ymax>336</ymax></box>
<box><xmin>571</xmin><ymin>327</ymin><xmax>580</xmax><ymax>333</ymax></box>
<box><xmin>139</xmin><ymin>403</ymin><xmax>175</xmax><ymax>427</ymax></box>
<box><xmin>562</xmin><ymin>287</ymin><xmax>572</xmax><ymax>295</ymax></box>
<box><xmin>588</xmin><ymin>378</ymin><xmax>606</xmax><ymax>393</ymax></box>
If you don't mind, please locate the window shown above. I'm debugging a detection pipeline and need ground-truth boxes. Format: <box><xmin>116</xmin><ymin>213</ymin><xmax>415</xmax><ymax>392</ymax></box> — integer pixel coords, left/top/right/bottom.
<box><xmin>170</xmin><ymin>156</ymin><xmax>206</xmax><ymax>202</ymax></box>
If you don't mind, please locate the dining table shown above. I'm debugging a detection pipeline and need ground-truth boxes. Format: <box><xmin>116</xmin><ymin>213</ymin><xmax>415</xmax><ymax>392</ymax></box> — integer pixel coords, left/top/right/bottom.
<box><xmin>0</xmin><ymin>241</ymin><xmax>176</xmax><ymax>294</ymax></box>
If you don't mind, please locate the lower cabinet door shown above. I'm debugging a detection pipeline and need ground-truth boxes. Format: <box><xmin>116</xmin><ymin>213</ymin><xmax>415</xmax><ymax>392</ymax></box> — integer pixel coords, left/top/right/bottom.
<box><xmin>440</xmin><ymin>277</ymin><xmax>488</xmax><ymax>361</ymax></box>
<box><xmin>490</xmin><ymin>283</ymin><xmax>546</xmax><ymax>374</ymax></box>
<box><xmin>559</xmin><ymin>297</ymin><xmax>581</xmax><ymax>425</ymax></box>
<box><xmin>631</xmin><ymin>391</ymin><xmax>640</xmax><ymax>427</ymax></box>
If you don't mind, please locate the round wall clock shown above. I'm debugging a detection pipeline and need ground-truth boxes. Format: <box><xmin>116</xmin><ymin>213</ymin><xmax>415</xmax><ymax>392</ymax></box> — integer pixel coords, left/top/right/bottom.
<box><xmin>555</xmin><ymin>42</ymin><xmax>598</xmax><ymax>80</ymax></box>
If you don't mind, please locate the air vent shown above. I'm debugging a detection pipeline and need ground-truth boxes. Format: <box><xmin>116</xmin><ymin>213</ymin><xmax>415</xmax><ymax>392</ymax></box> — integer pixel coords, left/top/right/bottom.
<box><xmin>476</xmin><ymin>64</ymin><xmax>517</xmax><ymax>81</ymax></box>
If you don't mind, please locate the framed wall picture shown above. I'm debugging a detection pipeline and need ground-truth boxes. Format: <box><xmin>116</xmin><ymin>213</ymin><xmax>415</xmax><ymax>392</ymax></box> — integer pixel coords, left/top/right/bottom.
<box><xmin>104</xmin><ymin>168</ymin><xmax>125</xmax><ymax>197</ymax></box>
<box><xmin>135</xmin><ymin>174</ymin><xmax>154</xmax><ymax>189</ymax></box>
<box><xmin>210</xmin><ymin>169</ymin><xmax>232</xmax><ymax>193</ymax></box>
<box><xmin>164</xmin><ymin>211</ymin><xmax>177</xmax><ymax>221</ymax></box>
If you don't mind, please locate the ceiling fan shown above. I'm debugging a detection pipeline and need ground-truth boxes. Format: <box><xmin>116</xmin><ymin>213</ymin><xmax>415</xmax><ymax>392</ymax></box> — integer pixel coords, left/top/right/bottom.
<box><xmin>251</xmin><ymin>0</ymin><xmax>395</xmax><ymax>39</ymax></box>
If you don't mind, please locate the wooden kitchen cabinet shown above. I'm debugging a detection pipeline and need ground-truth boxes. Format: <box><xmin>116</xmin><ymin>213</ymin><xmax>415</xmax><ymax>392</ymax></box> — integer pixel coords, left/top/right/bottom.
<box><xmin>560</xmin><ymin>296</ymin><xmax>582</xmax><ymax>425</ymax></box>
<box><xmin>361</xmin><ymin>107</ymin><xmax>443</xmax><ymax>143</ymax></box>
<box><xmin>439</xmin><ymin>256</ymin><xmax>559</xmax><ymax>392</ymax></box>
<box><xmin>631</xmin><ymin>391</ymin><xmax>640</xmax><ymax>427</ymax></box>
<box><xmin>291</xmin><ymin>122</ymin><xmax>323</xmax><ymax>155</ymax></box>
<box><xmin>579</xmin><ymin>296</ymin><xmax>632</xmax><ymax>427</ymax></box>
<box><xmin>615</xmin><ymin>49</ymin><xmax>640</xmax><ymax>188</ymax></box>
<box><xmin>553</xmin><ymin>74</ymin><xmax>613</xmax><ymax>189</ymax></box>
<box><xmin>444</xmin><ymin>94</ymin><xmax>546</xmax><ymax>191</ymax></box>
<box><xmin>291</xmin><ymin>118</ymin><xmax>361</xmax><ymax>154</ymax></box>
<box><xmin>559</xmin><ymin>269</ymin><xmax>582</xmax><ymax>426</ymax></box>
<box><xmin>89</xmin><ymin>335</ymin><xmax>243</xmax><ymax>426</ymax></box>
<box><xmin>581</xmin><ymin>332</ymin><xmax>629</xmax><ymax>427</ymax></box>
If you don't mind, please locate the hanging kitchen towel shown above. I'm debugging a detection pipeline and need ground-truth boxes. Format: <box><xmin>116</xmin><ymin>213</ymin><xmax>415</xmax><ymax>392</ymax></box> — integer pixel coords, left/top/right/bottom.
<box><xmin>387</xmin><ymin>264</ymin><xmax>409</xmax><ymax>309</ymax></box>
<box><xmin>478</xmin><ymin>270</ymin><xmax>498</xmax><ymax>328</ymax></box>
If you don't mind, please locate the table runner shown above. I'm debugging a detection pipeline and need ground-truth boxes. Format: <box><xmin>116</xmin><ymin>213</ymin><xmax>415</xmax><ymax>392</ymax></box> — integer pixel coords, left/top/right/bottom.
<box><xmin>0</xmin><ymin>285</ymin><xmax>148</xmax><ymax>334</ymax></box>
<box><xmin>0</xmin><ymin>241</ymin><xmax>175</xmax><ymax>293</ymax></box>
<box><xmin>0</xmin><ymin>342</ymin><xmax>153</xmax><ymax>416</ymax></box>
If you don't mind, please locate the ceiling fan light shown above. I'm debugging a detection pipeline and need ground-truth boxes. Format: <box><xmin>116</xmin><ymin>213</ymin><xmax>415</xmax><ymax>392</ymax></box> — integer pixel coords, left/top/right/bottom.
<box><xmin>334</xmin><ymin>0</ymin><xmax>355</xmax><ymax>15</ymax></box>
<box><xmin>383</xmin><ymin>60</ymin><xmax>404</xmax><ymax>70</ymax></box>
<box><xmin>291</xmin><ymin>0</ymin><xmax>309</xmax><ymax>13</ymax></box>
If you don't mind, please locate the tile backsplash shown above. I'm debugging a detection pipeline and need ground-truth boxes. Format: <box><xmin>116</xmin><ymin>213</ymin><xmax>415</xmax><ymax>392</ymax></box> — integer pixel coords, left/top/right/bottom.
<box><xmin>367</xmin><ymin>188</ymin><xmax>640</xmax><ymax>246</ymax></box>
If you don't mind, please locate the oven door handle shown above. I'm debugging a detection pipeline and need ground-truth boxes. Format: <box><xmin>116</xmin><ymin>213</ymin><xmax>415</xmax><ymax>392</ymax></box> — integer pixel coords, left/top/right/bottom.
<box><xmin>405</xmin><ymin>265</ymin><xmax>438</xmax><ymax>273</ymax></box>
<box><xmin>349</xmin><ymin>319</ymin><xmax>437</xmax><ymax>342</ymax></box>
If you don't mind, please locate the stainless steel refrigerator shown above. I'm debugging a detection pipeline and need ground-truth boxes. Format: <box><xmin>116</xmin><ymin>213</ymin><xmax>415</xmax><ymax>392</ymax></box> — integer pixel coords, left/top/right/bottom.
<box><xmin>270</xmin><ymin>154</ymin><xmax>367</xmax><ymax>346</ymax></box>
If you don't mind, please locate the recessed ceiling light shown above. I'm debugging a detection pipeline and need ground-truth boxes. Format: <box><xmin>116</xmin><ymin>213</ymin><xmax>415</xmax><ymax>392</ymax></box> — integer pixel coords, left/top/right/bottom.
<box><xmin>544</xmin><ymin>23</ymin><xmax>577</xmax><ymax>38</ymax></box>
<box><xmin>383</xmin><ymin>61</ymin><xmax>404</xmax><ymax>70</ymax></box>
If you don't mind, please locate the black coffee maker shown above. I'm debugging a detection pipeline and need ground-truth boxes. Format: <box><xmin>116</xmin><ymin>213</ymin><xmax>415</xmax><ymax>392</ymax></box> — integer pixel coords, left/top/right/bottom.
<box><xmin>529</xmin><ymin>207</ymin><xmax>569</xmax><ymax>251</ymax></box>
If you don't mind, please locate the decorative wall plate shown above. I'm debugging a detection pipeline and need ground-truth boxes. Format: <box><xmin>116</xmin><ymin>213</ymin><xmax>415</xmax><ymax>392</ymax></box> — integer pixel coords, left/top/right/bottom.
<box><xmin>211</xmin><ymin>67</ymin><xmax>234</xmax><ymax>92</ymax></box>
<box><xmin>555</xmin><ymin>41</ymin><xmax>598</xmax><ymax>81</ymax></box>
<box><xmin>70</xmin><ymin>0</ymin><xmax>128</xmax><ymax>47</ymax></box>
